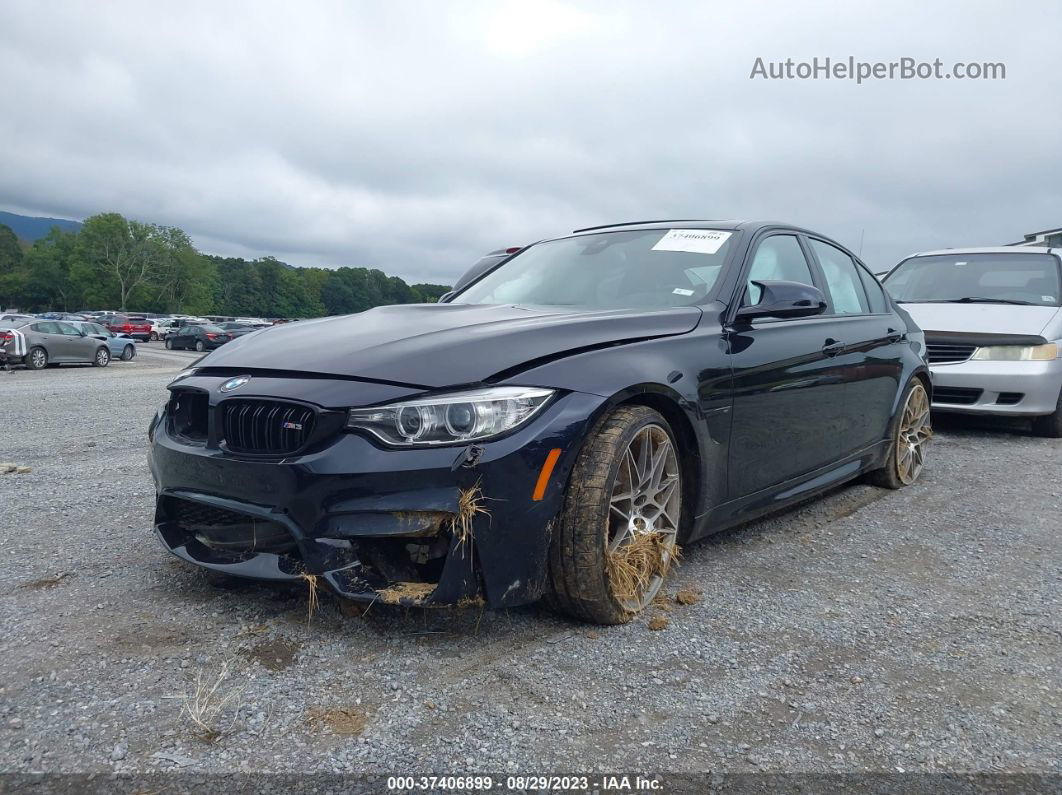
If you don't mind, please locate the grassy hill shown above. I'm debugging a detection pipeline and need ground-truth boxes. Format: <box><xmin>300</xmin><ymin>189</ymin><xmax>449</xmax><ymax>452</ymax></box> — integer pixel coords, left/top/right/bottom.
<box><xmin>0</xmin><ymin>210</ymin><xmax>82</xmax><ymax>241</ymax></box>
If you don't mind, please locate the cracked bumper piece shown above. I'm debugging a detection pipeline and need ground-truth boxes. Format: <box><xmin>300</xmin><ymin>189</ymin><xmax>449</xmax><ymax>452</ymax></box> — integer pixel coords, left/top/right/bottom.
<box><xmin>148</xmin><ymin>390</ymin><xmax>604</xmax><ymax>608</ymax></box>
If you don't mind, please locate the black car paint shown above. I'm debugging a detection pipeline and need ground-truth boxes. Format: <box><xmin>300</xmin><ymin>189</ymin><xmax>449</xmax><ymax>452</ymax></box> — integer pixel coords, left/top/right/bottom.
<box><xmin>148</xmin><ymin>220</ymin><xmax>929</xmax><ymax>609</ymax></box>
<box><xmin>168</xmin><ymin>326</ymin><xmax>232</xmax><ymax>351</ymax></box>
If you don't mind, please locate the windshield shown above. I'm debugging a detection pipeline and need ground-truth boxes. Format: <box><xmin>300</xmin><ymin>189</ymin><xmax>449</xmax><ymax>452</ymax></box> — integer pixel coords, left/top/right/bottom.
<box><xmin>884</xmin><ymin>252</ymin><xmax>1061</xmax><ymax>307</ymax></box>
<box><xmin>452</xmin><ymin>229</ymin><xmax>734</xmax><ymax>308</ymax></box>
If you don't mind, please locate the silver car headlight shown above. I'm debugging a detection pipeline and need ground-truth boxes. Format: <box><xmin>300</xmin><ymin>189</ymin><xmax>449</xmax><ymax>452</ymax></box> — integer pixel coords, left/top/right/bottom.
<box><xmin>346</xmin><ymin>386</ymin><xmax>555</xmax><ymax>446</ymax></box>
<box><xmin>970</xmin><ymin>343</ymin><xmax>1058</xmax><ymax>361</ymax></box>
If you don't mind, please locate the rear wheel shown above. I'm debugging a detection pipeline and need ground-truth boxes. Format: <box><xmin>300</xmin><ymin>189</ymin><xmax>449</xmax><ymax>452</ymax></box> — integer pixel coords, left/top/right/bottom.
<box><xmin>1031</xmin><ymin>388</ymin><xmax>1062</xmax><ymax>438</ymax></box>
<box><xmin>867</xmin><ymin>378</ymin><xmax>931</xmax><ymax>489</ymax></box>
<box><xmin>121</xmin><ymin>344</ymin><xmax>135</xmax><ymax>361</ymax></box>
<box><xmin>93</xmin><ymin>347</ymin><xmax>110</xmax><ymax>367</ymax></box>
<box><xmin>149</xmin><ymin>331</ymin><xmax>158</xmax><ymax>341</ymax></box>
<box><xmin>545</xmin><ymin>405</ymin><xmax>682</xmax><ymax>625</ymax></box>
<box><xmin>194</xmin><ymin>340</ymin><xmax>205</xmax><ymax>352</ymax></box>
<box><xmin>26</xmin><ymin>346</ymin><xmax>48</xmax><ymax>370</ymax></box>
<box><xmin>165</xmin><ymin>338</ymin><xmax>174</xmax><ymax>350</ymax></box>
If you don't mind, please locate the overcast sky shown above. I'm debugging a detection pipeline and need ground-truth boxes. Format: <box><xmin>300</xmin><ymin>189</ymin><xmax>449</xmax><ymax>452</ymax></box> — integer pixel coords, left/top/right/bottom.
<box><xmin>2</xmin><ymin>0</ymin><xmax>1060</xmax><ymax>284</ymax></box>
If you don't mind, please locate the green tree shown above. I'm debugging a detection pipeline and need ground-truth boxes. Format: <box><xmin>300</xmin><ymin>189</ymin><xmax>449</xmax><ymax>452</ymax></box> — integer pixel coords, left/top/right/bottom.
<box><xmin>21</xmin><ymin>228</ymin><xmax>79</xmax><ymax>311</ymax></box>
<box><xmin>76</xmin><ymin>213</ymin><xmax>167</xmax><ymax>310</ymax></box>
<box><xmin>410</xmin><ymin>282</ymin><xmax>451</xmax><ymax>302</ymax></box>
<box><xmin>0</xmin><ymin>223</ymin><xmax>25</xmax><ymax>309</ymax></box>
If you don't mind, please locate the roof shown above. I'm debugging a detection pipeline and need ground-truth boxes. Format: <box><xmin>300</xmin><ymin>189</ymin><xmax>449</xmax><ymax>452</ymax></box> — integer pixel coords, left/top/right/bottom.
<box><xmin>569</xmin><ymin>219</ymin><xmax>807</xmax><ymax>235</ymax></box>
<box><xmin>910</xmin><ymin>246</ymin><xmax>1062</xmax><ymax>257</ymax></box>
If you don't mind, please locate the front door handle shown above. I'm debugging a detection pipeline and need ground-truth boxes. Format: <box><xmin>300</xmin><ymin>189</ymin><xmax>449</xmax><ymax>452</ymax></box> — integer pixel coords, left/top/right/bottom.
<box><xmin>822</xmin><ymin>339</ymin><xmax>846</xmax><ymax>357</ymax></box>
<box><xmin>886</xmin><ymin>327</ymin><xmax>903</xmax><ymax>343</ymax></box>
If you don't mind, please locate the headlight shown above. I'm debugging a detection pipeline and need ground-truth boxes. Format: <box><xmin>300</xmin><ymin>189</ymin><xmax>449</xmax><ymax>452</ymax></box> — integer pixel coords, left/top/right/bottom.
<box><xmin>346</xmin><ymin>386</ymin><xmax>555</xmax><ymax>446</ymax></box>
<box><xmin>169</xmin><ymin>368</ymin><xmax>198</xmax><ymax>384</ymax></box>
<box><xmin>970</xmin><ymin>343</ymin><xmax>1058</xmax><ymax>361</ymax></box>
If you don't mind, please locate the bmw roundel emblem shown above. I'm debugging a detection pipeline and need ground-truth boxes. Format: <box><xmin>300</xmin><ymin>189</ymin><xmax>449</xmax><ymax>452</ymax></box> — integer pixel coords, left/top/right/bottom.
<box><xmin>220</xmin><ymin>375</ymin><xmax>251</xmax><ymax>393</ymax></box>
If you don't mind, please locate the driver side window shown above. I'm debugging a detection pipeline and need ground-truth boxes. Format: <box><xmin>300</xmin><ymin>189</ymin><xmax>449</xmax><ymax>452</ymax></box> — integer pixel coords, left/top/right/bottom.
<box><xmin>745</xmin><ymin>235</ymin><xmax>815</xmax><ymax>305</ymax></box>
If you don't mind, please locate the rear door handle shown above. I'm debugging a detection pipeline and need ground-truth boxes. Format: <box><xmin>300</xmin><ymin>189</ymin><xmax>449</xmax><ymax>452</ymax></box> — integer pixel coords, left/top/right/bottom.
<box><xmin>822</xmin><ymin>339</ymin><xmax>846</xmax><ymax>357</ymax></box>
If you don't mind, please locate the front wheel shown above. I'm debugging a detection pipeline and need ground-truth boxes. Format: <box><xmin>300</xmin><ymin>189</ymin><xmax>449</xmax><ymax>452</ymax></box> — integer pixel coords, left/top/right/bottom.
<box><xmin>545</xmin><ymin>405</ymin><xmax>682</xmax><ymax>625</ymax></box>
<box><xmin>1031</xmin><ymin>388</ymin><xmax>1062</xmax><ymax>438</ymax></box>
<box><xmin>93</xmin><ymin>347</ymin><xmax>111</xmax><ymax>367</ymax></box>
<box><xmin>867</xmin><ymin>378</ymin><xmax>931</xmax><ymax>489</ymax></box>
<box><xmin>194</xmin><ymin>340</ymin><xmax>205</xmax><ymax>352</ymax></box>
<box><xmin>121</xmin><ymin>344</ymin><xmax>135</xmax><ymax>361</ymax></box>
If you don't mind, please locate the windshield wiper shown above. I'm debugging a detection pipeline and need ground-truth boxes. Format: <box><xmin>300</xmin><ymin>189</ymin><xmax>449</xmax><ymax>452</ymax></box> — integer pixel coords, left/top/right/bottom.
<box><xmin>896</xmin><ymin>297</ymin><xmax>1036</xmax><ymax>305</ymax></box>
<box><xmin>938</xmin><ymin>297</ymin><xmax>1037</xmax><ymax>305</ymax></box>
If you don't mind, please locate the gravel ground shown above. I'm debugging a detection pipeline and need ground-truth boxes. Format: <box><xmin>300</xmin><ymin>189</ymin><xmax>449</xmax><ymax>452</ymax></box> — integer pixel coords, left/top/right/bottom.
<box><xmin>0</xmin><ymin>346</ymin><xmax>1059</xmax><ymax>778</ymax></box>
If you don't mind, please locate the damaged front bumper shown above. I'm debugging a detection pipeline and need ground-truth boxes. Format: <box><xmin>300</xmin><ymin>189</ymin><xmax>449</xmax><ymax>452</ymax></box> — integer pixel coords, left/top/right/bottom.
<box><xmin>148</xmin><ymin>381</ymin><xmax>605</xmax><ymax>609</ymax></box>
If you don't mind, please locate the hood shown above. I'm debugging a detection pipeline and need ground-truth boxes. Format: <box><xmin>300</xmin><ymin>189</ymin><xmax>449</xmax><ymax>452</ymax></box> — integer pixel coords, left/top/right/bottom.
<box><xmin>197</xmin><ymin>303</ymin><xmax>702</xmax><ymax>387</ymax></box>
<box><xmin>900</xmin><ymin>303</ymin><xmax>1060</xmax><ymax>338</ymax></box>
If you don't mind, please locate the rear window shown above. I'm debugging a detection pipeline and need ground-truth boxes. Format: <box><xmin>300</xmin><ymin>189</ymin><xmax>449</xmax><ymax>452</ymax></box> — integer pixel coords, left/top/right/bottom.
<box><xmin>885</xmin><ymin>252</ymin><xmax>1061</xmax><ymax>306</ymax></box>
<box><xmin>200</xmin><ymin>325</ymin><xmax>225</xmax><ymax>333</ymax></box>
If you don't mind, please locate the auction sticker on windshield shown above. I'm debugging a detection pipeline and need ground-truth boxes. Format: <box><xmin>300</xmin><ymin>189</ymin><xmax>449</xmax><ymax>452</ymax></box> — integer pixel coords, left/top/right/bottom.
<box><xmin>652</xmin><ymin>229</ymin><xmax>732</xmax><ymax>255</ymax></box>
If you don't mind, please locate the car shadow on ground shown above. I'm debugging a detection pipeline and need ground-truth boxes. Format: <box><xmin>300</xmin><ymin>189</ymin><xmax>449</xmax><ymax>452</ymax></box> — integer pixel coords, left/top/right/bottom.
<box><xmin>930</xmin><ymin>411</ymin><xmax>1036</xmax><ymax>438</ymax></box>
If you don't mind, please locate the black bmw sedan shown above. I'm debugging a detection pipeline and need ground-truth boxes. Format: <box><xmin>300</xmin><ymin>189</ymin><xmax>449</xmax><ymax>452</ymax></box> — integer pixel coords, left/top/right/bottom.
<box><xmin>148</xmin><ymin>220</ymin><xmax>932</xmax><ymax>624</ymax></box>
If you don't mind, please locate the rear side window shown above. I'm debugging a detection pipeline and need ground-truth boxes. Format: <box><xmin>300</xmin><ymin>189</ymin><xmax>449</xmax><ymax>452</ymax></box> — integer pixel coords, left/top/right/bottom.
<box><xmin>809</xmin><ymin>239</ymin><xmax>870</xmax><ymax>315</ymax></box>
<box><xmin>745</xmin><ymin>235</ymin><xmax>816</xmax><ymax>305</ymax></box>
<box><xmin>856</xmin><ymin>265</ymin><xmax>888</xmax><ymax>313</ymax></box>
<box><xmin>34</xmin><ymin>322</ymin><xmax>61</xmax><ymax>334</ymax></box>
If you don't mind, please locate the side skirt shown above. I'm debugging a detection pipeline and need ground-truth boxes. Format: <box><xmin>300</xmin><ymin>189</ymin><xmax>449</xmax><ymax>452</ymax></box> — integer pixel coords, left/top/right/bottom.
<box><xmin>688</xmin><ymin>440</ymin><xmax>890</xmax><ymax>542</ymax></box>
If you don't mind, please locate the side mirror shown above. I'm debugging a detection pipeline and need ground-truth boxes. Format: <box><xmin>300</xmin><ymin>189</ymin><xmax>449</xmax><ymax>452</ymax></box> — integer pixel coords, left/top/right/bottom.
<box><xmin>735</xmin><ymin>280</ymin><xmax>827</xmax><ymax>321</ymax></box>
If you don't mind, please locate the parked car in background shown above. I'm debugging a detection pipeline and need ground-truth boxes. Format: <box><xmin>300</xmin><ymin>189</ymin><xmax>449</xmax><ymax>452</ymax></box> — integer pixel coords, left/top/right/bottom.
<box><xmin>71</xmin><ymin>321</ymin><xmax>138</xmax><ymax>361</ymax></box>
<box><xmin>148</xmin><ymin>319</ymin><xmax>168</xmax><ymax>341</ymax></box>
<box><xmin>883</xmin><ymin>246</ymin><xmax>1062</xmax><ymax>436</ymax></box>
<box><xmin>1</xmin><ymin>313</ymin><xmax>36</xmax><ymax>325</ymax></box>
<box><xmin>164</xmin><ymin>323</ymin><xmax>233</xmax><ymax>351</ymax></box>
<box><xmin>149</xmin><ymin>220</ymin><xmax>931</xmax><ymax>624</ymax></box>
<box><xmin>103</xmin><ymin>314</ymin><xmax>152</xmax><ymax>341</ymax></box>
<box><xmin>216</xmin><ymin>322</ymin><xmax>260</xmax><ymax>339</ymax></box>
<box><xmin>0</xmin><ymin>318</ymin><xmax>111</xmax><ymax>369</ymax></box>
<box><xmin>439</xmin><ymin>246</ymin><xmax>525</xmax><ymax>301</ymax></box>
<box><xmin>158</xmin><ymin>317</ymin><xmax>207</xmax><ymax>340</ymax></box>
<box><xmin>37</xmin><ymin>312</ymin><xmax>89</xmax><ymax>322</ymax></box>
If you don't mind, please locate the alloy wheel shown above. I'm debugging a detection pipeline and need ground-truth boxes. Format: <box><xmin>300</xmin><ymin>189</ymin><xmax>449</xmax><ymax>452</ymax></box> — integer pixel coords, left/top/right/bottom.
<box><xmin>607</xmin><ymin>424</ymin><xmax>681</xmax><ymax>610</ymax></box>
<box><xmin>31</xmin><ymin>349</ymin><xmax>46</xmax><ymax>368</ymax></box>
<box><xmin>896</xmin><ymin>383</ymin><xmax>931</xmax><ymax>484</ymax></box>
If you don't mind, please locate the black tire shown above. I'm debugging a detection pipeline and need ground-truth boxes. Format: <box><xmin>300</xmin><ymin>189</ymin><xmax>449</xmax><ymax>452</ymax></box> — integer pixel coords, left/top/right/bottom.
<box><xmin>121</xmin><ymin>344</ymin><xmax>135</xmax><ymax>361</ymax></box>
<box><xmin>149</xmin><ymin>331</ymin><xmax>158</xmax><ymax>341</ymax></box>
<box><xmin>93</xmin><ymin>346</ymin><xmax>110</xmax><ymax>367</ymax></box>
<box><xmin>165</xmin><ymin>338</ymin><xmax>174</xmax><ymax>350</ymax></box>
<box><xmin>25</xmin><ymin>346</ymin><xmax>48</xmax><ymax>370</ymax></box>
<box><xmin>1031</xmin><ymin>388</ymin><xmax>1062</xmax><ymax>438</ymax></box>
<box><xmin>545</xmin><ymin>405</ymin><xmax>683</xmax><ymax>625</ymax></box>
<box><xmin>867</xmin><ymin>378</ymin><xmax>931</xmax><ymax>489</ymax></box>
<box><xmin>195</xmin><ymin>340</ymin><xmax>205</xmax><ymax>352</ymax></box>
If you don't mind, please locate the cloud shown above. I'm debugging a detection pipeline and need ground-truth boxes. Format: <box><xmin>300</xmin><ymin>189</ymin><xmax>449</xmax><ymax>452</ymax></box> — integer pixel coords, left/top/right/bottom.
<box><xmin>1</xmin><ymin>0</ymin><xmax>1061</xmax><ymax>284</ymax></box>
